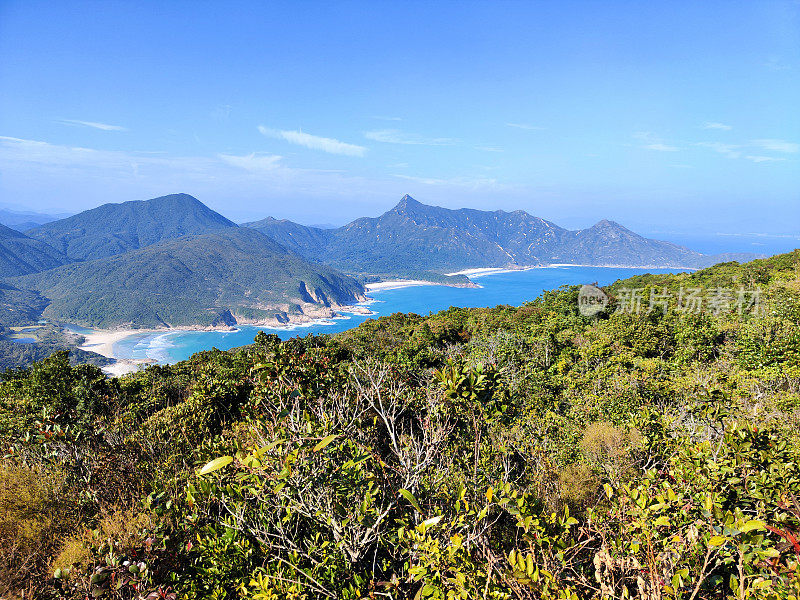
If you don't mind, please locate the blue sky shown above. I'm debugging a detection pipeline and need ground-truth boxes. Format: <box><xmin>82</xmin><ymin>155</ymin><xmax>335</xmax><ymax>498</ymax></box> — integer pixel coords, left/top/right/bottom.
<box><xmin>0</xmin><ymin>0</ymin><xmax>797</xmax><ymax>248</ymax></box>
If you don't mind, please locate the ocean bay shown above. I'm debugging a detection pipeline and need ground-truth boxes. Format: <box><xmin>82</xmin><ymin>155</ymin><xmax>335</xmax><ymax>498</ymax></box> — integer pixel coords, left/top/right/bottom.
<box><xmin>111</xmin><ymin>265</ymin><xmax>676</xmax><ymax>364</ymax></box>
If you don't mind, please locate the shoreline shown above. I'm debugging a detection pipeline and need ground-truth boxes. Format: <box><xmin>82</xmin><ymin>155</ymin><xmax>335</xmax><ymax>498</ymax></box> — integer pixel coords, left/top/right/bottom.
<box><xmin>446</xmin><ymin>266</ymin><xmax>535</xmax><ymax>277</ymax></box>
<box><xmin>449</xmin><ymin>263</ymin><xmax>697</xmax><ymax>274</ymax></box>
<box><xmin>72</xmin><ymin>264</ymin><xmax>687</xmax><ymax>372</ymax></box>
<box><xmin>365</xmin><ymin>279</ymin><xmax>432</xmax><ymax>292</ymax></box>
<box><xmin>77</xmin><ymin>329</ymin><xmax>152</xmax><ymax>359</ymax></box>
<box><xmin>366</xmin><ymin>263</ymin><xmax>689</xmax><ymax>292</ymax></box>
<box><xmin>69</xmin><ymin>303</ymin><xmax>379</xmax><ymax>370</ymax></box>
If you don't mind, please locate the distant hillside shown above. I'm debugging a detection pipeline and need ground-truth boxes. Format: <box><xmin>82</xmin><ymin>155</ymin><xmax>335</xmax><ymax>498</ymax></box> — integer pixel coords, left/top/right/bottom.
<box><xmin>0</xmin><ymin>281</ymin><xmax>49</xmax><ymax>325</ymax></box>
<box><xmin>26</xmin><ymin>193</ymin><xmax>236</xmax><ymax>261</ymax></box>
<box><xmin>246</xmin><ymin>195</ymin><xmax>736</xmax><ymax>276</ymax></box>
<box><xmin>241</xmin><ymin>216</ymin><xmax>333</xmax><ymax>259</ymax></box>
<box><xmin>0</xmin><ymin>207</ymin><xmax>67</xmax><ymax>232</ymax></box>
<box><xmin>10</xmin><ymin>227</ymin><xmax>365</xmax><ymax>329</ymax></box>
<box><xmin>0</xmin><ymin>224</ymin><xmax>71</xmax><ymax>277</ymax></box>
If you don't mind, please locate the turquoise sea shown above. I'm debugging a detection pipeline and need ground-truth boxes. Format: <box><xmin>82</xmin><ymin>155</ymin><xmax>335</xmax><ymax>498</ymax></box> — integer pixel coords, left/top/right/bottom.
<box><xmin>111</xmin><ymin>266</ymin><xmax>677</xmax><ymax>364</ymax></box>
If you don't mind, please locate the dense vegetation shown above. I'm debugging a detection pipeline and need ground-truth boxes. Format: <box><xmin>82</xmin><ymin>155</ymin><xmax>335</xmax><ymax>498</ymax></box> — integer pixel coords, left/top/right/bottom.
<box><xmin>0</xmin><ymin>282</ymin><xmax>49</xmax><ymax>325</ymax></box>
<box><xmin>245</xmin><ymin>195</ymin><xmax>755</xmax><ymax>275</ymax></box>
<box><xmin>0</xmin><ymin>223</ymin><xmax>70</xmax><ymax>277</ymax></box>
<box><xmin>0</xmin><ymin>324</ymin><xmax>111</xmax><ymax>371</ymax></box>
<box><xmin>1</xmin><ymin>251</ymin><xmax>798</xmax><ymax>599</ymax></box>
<box><xmin>9</xmin><ymin>227</ymin><xmax>365</xmax><ymax>329</ymax></box>
<box><xmin>25</xmin><ymin>194</ymin><xmax>237</xmax><ymax>262</ymax></box>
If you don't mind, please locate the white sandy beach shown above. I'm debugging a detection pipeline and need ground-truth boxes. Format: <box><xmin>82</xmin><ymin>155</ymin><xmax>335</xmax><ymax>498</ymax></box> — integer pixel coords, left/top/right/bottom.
<box><xmin>78</xmin><ymin>329</ymin><xmax>145</xmax><ymax>358</ymax></box>
<box><xmin>365</xmin><ymin>280</ymin><xmax>432</xmax><ymax>292</ymax></box>
<box><xmin>446</xmin><ymin>266</ymin><xmax>536</xmax><ymax>277</ymax></box>
<box><xmin>366</xmin><ymin>269</ymin><xmax>529</xmax><ymax>292</ymax></box>
<box><xmin>75</xmin><ymin>329</ymin><xmax>153</xmax><ymax>377</ymax></box>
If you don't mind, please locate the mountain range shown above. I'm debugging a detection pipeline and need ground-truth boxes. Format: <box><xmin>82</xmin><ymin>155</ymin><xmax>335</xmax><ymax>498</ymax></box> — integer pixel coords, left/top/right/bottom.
<box><xmin>2</xmin><ymin>194</ymin><xmax>365</xmax><ymax>328</ymax></box>
<box><xmin>0</xmin><ymin>192</ymin><xmax>763</xmax><ymax>329</ymax></box>
<box><xmin>0</xmin><ymin>207</ymin><xmax>68</xmax><ymax>233</ymax></box>
<box><xmin>243</xmin><ymin>194</ymin><xmax>755</xmax><ymax>274</ymax></box>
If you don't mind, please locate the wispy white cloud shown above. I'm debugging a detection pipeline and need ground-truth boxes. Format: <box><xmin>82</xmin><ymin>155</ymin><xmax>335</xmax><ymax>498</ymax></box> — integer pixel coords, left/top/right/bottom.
<box><xmin>0</xmin><ymin>135</ymin><xmax>384</xmax><ymax>210</ymax></box>
<box><xmin>0</xmin><ymin>136</ymin><xmax>345</xmax><ymax>185</ymax></box>
<box><xmin>364</xmin><ymin>129</ymin><xmax>458</xmax><ymax>146</ymax></box>
<box><xmin>697</xmin><ymin>141</ymin><xmax>741</xmax><ymax>158</ymax></box>
<box><xmin>644</xmin><ymin>143</ymin><xmax>679</xmax><ymax>152</ymax></box>
<box><xmin>0</xmin><ymin>135</ymin><xmax>523</xmax><ymax>217</ymax></box>
<box><xmin>634</xmin><ymin>132</ymin><xmax>680</xmax><ymax>152</ymax></box>
<box><xmin>765</xmin><ymin>56</ymin><xmax>790</xmax><ymax>71</ymax></box>
<box><xmin>58</xmin><ymin>119</ymin><xmax>127</xmax><ymax>131</ymax></box>
<box><xmin>506</xmin><ymin>123</ymin><xmax>545</xmax><ymax>131</ymax></box>
<box><xmin>752</xmin><ymin>138</ymin><xmax>799</xmax><ymax>153</ymax></box>
<box><xmin>218</xmin><ymin>153</ymin><xmax>282</xmax><ymax>171</ymax></box>
<box><xmin>697</xmin><ymin>138</ymin><xmax>797</xmax><ymax>162</ymax></box>
<box><xmin>392</xmin><ymin>173</ymin><xmax>507</xmax><ymax>190</ymax></box>
<box><xmin>258</xmin><ymin>126</ymin><xmax>366</xmax><ymax>156</ymax></box>
<box><xmin>0</xmin><ymin>135</ymin><xmax>212</xmax><ymax>176</ymax></box>
<box><xmin>702</xmin><ymin>122</ymin><xmax>732</xmax><ymax>130</ymax></box>
<box><xmin>746</xmin><ymin>155</ymin><xmax>786</xmax><ymax>163</ymax></box>
<box><xmin>474</xmin><ymin>145</ymin><xmax>503</xmax><ymax>152</ymax></box>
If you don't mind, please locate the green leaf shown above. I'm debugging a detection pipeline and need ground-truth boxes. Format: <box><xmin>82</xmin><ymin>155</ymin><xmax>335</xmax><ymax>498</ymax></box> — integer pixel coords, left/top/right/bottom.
<box><xmin>197</xmin><ymin>456</ymin><xmax>233</xmax><ymax>476</ymax></box>
<box><xmin>708</xmin><ymin>536</ymin><xmax>727</xmax><ymax>547</ymax></box>
<box><xmin>260</xmin><ymin>439</ymin><xmax>285</xmax><ymax>454</ymax></box>
<box><xmin>312</xmin><ymin>434</ymin><xmax>338</xmax><ymax>452</ymax></box>
<box><xmin>399</xmin><ymin>488</ymin><xmax>424</xmax><ymax>513</ymax></box>
<box><xmin>739</xmin><ymin>520</ymin><xmax>766</xmax><ymax>533</ymax></box>
<box><xmin>654</xmin><ymin>516</ymin><xmax>670</xmax><ymax>527</ymax></box>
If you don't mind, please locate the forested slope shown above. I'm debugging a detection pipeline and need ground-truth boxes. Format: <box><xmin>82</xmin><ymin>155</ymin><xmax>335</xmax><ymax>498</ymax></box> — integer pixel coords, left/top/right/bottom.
<box><xmin>26</xmin><ymin>193</ymin><xmax>237</xmax><ymax>261</ymax></box>
<box><xmin>0</xmin><ymin>223</ymin><xmax>70</xmax><ymax>277</ymax></box>
<box><xmin>11</xmin><ymin>227</ymin><xmax>366</xmax><ymax>328</ymax></box>
<box><xmin>1</xmin><ymin>251</ymin><xmax>799</xmax><ymax>599</ymax></box>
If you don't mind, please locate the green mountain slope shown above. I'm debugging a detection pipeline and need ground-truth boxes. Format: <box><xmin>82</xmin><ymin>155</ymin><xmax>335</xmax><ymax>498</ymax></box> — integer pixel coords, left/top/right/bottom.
<box><xmin>240</xmin><ymin>216</ymin><xmax>332</xmax><ymax>260</ymax></box>
<box><xmin>26</xmin><ymin>193</ymin><xmax>236</xmax><ymax>261</ymax></box>
<box><xmin>11</xmin><ymin>227</ymin><xmax>365</xmax><ymax>328</ymax></box>
<box><xmin>0</xmin><ymin>281</ymin><xmax>49</xmax><ymax>325</ymax></box>
<box><xmin>0</xmin><ymin>223</ymin><xmax>71</xmax><ymax>277</ymax></box>
<box><xmin>246</xmin><ymin>195</ymin><xmax>748</xmax><ymax>276</ymax></box>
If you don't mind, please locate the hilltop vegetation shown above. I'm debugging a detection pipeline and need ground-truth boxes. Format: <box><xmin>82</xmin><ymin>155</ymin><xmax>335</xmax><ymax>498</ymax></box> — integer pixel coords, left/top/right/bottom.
<box><xmin>25</xmin><ymin>194</ymin><xmax>237</xmax><ymax>261</ymax></box>
<box><xmin>1</xmin><ymin>251</ymin><xmax>798</xmax><ymax>599</ymax></box>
